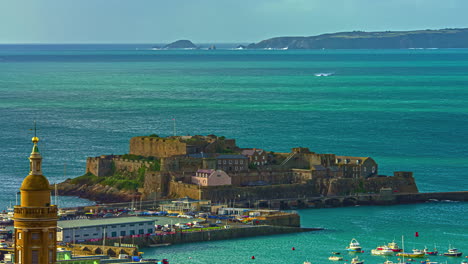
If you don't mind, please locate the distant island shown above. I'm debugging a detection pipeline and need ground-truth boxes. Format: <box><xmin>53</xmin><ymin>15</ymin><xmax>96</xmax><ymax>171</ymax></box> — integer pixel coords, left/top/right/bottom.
<box><xmin>247</xmin><ymin>28</ymin><xmax>468</xmax><ymax>49</ymax></box>
<box><xmin>163</xmin><ymin>39</ymin><xmax>197</xmax><ymax>49</ymax></box>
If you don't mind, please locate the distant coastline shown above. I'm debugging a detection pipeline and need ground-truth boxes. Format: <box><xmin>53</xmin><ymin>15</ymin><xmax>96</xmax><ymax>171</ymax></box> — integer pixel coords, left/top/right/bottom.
<box><xmin>3</xmin><ymin>28</ymin><xmax>468</xmax><ymax>50</ymax></box>
<box><xmin>247</xmin><ymin>28</ymin><xmax>468</xmax><ymax>49</ymax></box>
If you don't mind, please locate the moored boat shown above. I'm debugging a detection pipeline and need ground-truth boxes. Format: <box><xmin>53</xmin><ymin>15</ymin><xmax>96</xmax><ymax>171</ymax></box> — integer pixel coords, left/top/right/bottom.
<box><xmin>423</xmin><ymin>247</ymin><xmax>438</xmax><ymax>256</ymax></box>
<box><xmin>444</xmin><ymin>248</ymin><xmax>463</xmax><ymax>257</ymax></box>
<box><xmin>387</xmin><ymin>241</ymin><xmax>403</xmax><ymax>252</ymax></box>
<box><xmin>329</xmin><ymin>256</ymin><xmax>344</xmax><ymax>261</ymax></box>
<box><xmin>351</xmin><ymin>257</ymin><xmax>364</xmax><ymax>264</ymax></box>
<box><xmin>397</xmin><ymin>249</ymin><xmax>425</xmax><ymax>258</ymax></box>
<box><xmin>347</xmin><ymin>238</ymin><xmax>362</xmax><ymax>252</ymax></box>
<box><xmin>372</xmin><ymin>246</ymin><xmax>394</xmax><ymax>256</ymax></box>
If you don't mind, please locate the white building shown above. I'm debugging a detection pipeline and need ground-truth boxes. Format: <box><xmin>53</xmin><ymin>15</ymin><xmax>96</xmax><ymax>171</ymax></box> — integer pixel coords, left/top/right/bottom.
<box><xmin>57</xmin><ymin>217</ymin><xmax>156</xmax><ymax>243</ymax></box>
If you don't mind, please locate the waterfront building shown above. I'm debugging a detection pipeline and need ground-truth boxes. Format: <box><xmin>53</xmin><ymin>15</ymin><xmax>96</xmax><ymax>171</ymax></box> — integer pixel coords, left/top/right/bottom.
<box><xmin>191</xmin><ymin>169</ymin><xmax>232</xmax><ymax>186</ymax></box>
<box><xmin>216</xmin><ymin>154</ymin><xmax>248</xmax><ymax>172</ymax></box>
<box><xmin>13</xmin><ymin>136</ymin><xmax>58</xmax><ymax>264</ymax></box>
<box><xmin>57</xmin><ymin>217</ymin><xmax>155</xmax><ymax>243</ymax></box>
<box><xmin>241</xmin><ymin>148</ymin><xmax>268</xmax><ymax>166</ymax></box>
<box><xmin>335</xmin><ymin>156</ymin><xmax>378</xmax><ymax>178</ymax></box>
<box><xmin>159</xmin><ymin>197</ymin><xmax>211</xmax><ymax>213</ymax></box>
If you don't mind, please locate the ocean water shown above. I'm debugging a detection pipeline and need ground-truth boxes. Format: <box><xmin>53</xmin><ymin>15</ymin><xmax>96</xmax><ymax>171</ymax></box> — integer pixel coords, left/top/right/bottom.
<box><xmin>0</xmin><ymin>46</ymin><xmax>466</xmax><ymax>262</ymax></box>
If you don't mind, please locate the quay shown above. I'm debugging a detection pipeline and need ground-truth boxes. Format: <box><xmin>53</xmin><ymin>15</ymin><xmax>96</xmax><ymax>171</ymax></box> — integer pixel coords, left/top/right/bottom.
<box><xmin>60</xmin><ymin>191</ymin><xmax>468</xmax><ymax>212</ymax></box>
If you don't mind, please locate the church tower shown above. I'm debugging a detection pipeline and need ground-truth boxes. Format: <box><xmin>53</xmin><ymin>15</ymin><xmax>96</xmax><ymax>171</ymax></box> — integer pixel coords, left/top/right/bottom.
<box><xmin>14</xmin><ymin>136</ymin><xmax>58</xmax><ymax>264</ymax></box>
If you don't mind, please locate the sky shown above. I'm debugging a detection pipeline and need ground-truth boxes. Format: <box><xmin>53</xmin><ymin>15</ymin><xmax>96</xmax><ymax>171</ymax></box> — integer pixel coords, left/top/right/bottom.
<box><xmin>0</xmin><ymin>0</ymin><xmax>467</xmax><ymax>44</ymax></box>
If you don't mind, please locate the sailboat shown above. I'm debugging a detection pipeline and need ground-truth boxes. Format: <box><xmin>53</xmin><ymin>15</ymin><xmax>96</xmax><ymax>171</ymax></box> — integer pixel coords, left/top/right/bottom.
<box><xmin>397</xmin><ymin>236</ymin><xmax>425</xmax><ymax>258</ymax></box>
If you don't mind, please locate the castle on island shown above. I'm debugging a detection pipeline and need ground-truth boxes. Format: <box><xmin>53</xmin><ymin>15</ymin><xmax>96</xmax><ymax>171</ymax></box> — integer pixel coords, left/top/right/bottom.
<box><xmin>85</xmin><ymin>135</ymin><xmax>418</xmax><ymax>202</ymax></box>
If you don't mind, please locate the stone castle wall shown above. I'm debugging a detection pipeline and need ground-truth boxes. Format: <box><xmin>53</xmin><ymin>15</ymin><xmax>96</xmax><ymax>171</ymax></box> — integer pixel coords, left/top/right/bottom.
<box><xmin>130</xmin><ymin>137</ymin><xmax>187</xmax><ymax>158</ymax></box>
<box><xmin>86</xmin><ymin>156</ymin><xmax>113</xmax><ymax>177</ymax></box>
<box><xmin>113</xmin><ymin>158</ymin><xmax>152</xmax><ymax>174</ymax></box>
<box><xmin>168</xmin><ymin>181</ymin><xmax>319</xmax><ymax>202</ymax></box>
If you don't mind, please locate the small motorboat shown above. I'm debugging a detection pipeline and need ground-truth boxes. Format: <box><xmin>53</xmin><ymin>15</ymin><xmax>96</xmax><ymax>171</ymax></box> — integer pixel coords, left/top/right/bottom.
<box><xmin>397</xmin><ymin>249</ymin><xmax>425</xmax><ymax>258</ymax></box>
<box><xmin>422</xmin><ymin>259</ymin><xmax>438</xmax><ymax>264</ymax></box>
<box><xmin>329</xmin><ymin>256</ymin><xmax>344</xmax><ymax>261</ymax></box>
<box><xmin>387</xmin><ymin>241</ymin><xmax>403</xmax><ymax>252</ymax></box>
<box><xmin>351</xmin><ymin>257</ymin><xmax>364</xmax><ymax>264</ymax></box>
<box><xmin>372</xmin><ymin>246</ymin><xmax>394</xmax><ymax>256</ymax></box>
<box><xmin>444</xmin><ymin>248</ymin><xmax>463</xmax><ymax>257</ymax></box>
<box><xmin>304</xmin><ymin>262</ymin><xmax>312</xmax><ymax>264</ymax></box>
<box><xmin>347</xmin><ymin>238</ymin><xmax>362</xmax><ymax>252</ymax></box>
<box><xmin>333</xmin><ymin>252</ymin><xmax>341</xmax><ymax>255</ymax></box>
<box><xmin>424</xmin><ymin>247</ymin><xmax>438</xmax><ymax>256</ymax></box>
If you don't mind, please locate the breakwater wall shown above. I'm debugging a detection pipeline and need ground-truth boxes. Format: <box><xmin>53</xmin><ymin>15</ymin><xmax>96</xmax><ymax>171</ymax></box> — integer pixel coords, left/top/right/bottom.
<box><xmin>148</xmin><ymin>225</ymin><xmax>319</xmax><ymax>246</ymax></box>
<box><xmin>74</xmin><ymin>225</ymin><xmax>320</xmax><ymax>248</ymax></box>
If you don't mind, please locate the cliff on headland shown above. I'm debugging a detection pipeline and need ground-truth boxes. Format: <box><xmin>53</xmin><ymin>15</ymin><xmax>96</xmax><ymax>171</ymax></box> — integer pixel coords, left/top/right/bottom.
<box><xmin>247</xmin><ymin>28</ymin><xmax>468</xmax><ymax>49</ymax></box>
<box><xmin>57</xmin><ymin>179</ymin><xmax>136</xmax><ymax>203</ymax></box>
<box><xmin>163</xmin><ymin>40</ymin><xmax>197</xmax><ymax>49</ymax></box>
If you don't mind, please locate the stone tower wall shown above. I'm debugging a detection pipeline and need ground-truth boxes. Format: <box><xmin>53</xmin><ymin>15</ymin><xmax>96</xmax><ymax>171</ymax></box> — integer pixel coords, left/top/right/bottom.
<box><xmin>129</xmin><ymin>137</ymin><xmax>187</xmax><ymax>158</ymax></box>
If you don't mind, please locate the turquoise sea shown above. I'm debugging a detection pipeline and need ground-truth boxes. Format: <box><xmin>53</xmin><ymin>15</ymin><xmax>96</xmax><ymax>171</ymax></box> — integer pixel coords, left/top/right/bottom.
<box><xmin>0</xmin><ymin>45</ymin><xmax>466</xmax><ymax>263</ymax></box>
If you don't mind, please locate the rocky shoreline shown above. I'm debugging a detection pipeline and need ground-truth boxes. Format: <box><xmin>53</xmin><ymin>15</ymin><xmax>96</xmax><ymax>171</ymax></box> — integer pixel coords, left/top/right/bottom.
<box><xmin>56</xmin><ymin>180</ymin><xmax>137</xmax><ymax>203</ymax></box>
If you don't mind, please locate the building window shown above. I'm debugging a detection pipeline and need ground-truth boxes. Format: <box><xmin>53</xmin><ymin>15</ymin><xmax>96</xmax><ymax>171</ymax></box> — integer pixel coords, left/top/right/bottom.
<box><xmin>139</xmin><ymin>223</ymin><xmax>144</xmax><ymax>226</ymax></box>
<box><xmin>18</xmin><ymin>232</ymin><xmax>22</xmax><ymax>240</ymax></box>
<box><xmin>32</xmin><ymin>233</ymin><xmax>40</xmax><ymax>240</ymax></box>
<box><xmin>139</xmin><ymin>229</ymin><xmax>145</xmax><ymax>234</ymax></box>
<box><xmin>218</xmin><ymin>160</ymin><xmax>221</xmax><ymax>164</ymax></box>
<box><xmin>49</xmin><ymin>249</ymin><xmax>54</xmax><ymax>263</ymax></box>
<box><xmin>240</xmin><ymin>160</ymin><xmax>243</xmax><ymax>164</ymax></box>
<box><xmin>235</xmin><ymin>166</ymin><xmax>238</xmax><ymax>170</ymax></box>
<box><xmin>111</xmin><ymin>232</ymin><xmax>117</xmax><ymax>237</ymax></box>
<box><xmin>32</xmin><ymin>250</ymin><xmax>39</xmax><ymax>264</ymax></box>
<box><xmin>130</xmin><ymin>224</ymin><xmax>135</xmax><ymax>227</ymax></box>
<box><xmin>223</xmin><ymin>160</ymin><xmax>226</xmax><ymax>164</ymax></box>
<box><xmin>130</xmin><ymin>230</ymin><xmax>135</xmax><ymax>235</ymax></box>
<box><xmin>49</xmin><ymin>232</ymin><xmax>53</xmax><ymax>239</ymax></box>
<box><xmin>148</xmin><ymin>228</ymin><xmax>153</xmax><ymax>233</ymax></box>
<box><xmin>120</xmin><ymin>231</ymin><xmax>126</xmax><ymax>236</ymax></box>
<box><xmin>255</xmin><ymin>156</ymin><xmax>258</xmax><ymax>160</ymax></box>
<box><xmin>18</xmin><ymin>250</ymin><xmax>22</xmax><ymax>264</ymax></box>
<box><xmin>111</xmin><ymin>225</ymin><xmax>117</xmax><ymax>228</ymax></box>
<box><xmin>121</xmin><ymin>224</ymin><xmax>125</xmax><ymax>227</ymax></box>
<box><xmin>229</xmin><ymin>160</ymin><xmax>232</xmax><ymax>164</ymax></box>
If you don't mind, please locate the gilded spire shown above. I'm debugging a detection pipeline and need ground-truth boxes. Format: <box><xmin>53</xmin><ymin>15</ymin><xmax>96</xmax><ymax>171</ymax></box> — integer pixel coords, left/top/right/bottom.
<box><xmin>29</xmin><ymin>122</ymin><xmax>42</xmax><ymax>176</ymax></box>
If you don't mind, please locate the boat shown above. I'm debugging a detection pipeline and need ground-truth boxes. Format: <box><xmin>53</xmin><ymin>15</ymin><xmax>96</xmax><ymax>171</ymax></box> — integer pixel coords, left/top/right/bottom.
<box><xmin>384</xmin><ymin>261</ymin><xmax>395</xmax><ymax>264</ymax></box>
<box><xmin>304</xmin><ymin>262</ymin><xmax>312</xmax><ymax>264</ymax></box>
<box><xmin>421</xmin><ymin>259</ymin><xmax>438</xmax><ymax>264</ymax></box>
<box><xmin>372</xmin><ymin>246</ymin><xmax>394</xmax><ymax>256</ymax></box>
<box><xmin>351</xmin><ymin>257</ymin><xmax>364</xmax><ymax>264</ymax></box>
<box><xmin>347</xmin><ymin>238</ymin><xmax>362</xmax><ymax>252</ymax></box>
<box><xmin>443</xmin><ymin>247</ymin><xmax>463</xmax><ymax>257</ymax></box>
<box><xmin>387</xmin><ymin>241</ymin><xmax>403</xmax><ymax>252</ymax></box>
<box><xmin>423</xmin><ymin>246</ymin><xmax>438</xmax><ymax>255</ymax></box>
<box><xmin>397</xmin><ymin>249</ymin><xmax>425</xmax><ymax>258</ymax></box>
<box><xmin>329</xmin><ymin>256</ymin><xmax>344</xmax><ymax>261</ymax></box>
<box><xmin>332</xmin><ymin>252</ymin><xmax>341</xmax><ymax>255</ymax></box>
<box><xmin>314</xmin><ymin>72</ymin><xmax>333</xmax><ymax>77</ymax></box>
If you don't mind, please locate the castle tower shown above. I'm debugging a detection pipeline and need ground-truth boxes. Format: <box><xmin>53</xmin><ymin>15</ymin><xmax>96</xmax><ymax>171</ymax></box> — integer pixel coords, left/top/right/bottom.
<box><xmin>14</xmin><ymin>136</ymin><xmax>58</xmax><ymax>264</ymax></box>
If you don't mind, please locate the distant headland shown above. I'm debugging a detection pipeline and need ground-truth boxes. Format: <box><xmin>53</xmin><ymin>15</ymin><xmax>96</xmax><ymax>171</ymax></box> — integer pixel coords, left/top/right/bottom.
<box><xmin>248</xmin><ymin>28</ymin><xmax>468</xmax><ymax>49</ymax></box>
<box><xmin>155</xmin><ymin>28</ymin><xmax>468</xmax><ymax>50</ymax></box>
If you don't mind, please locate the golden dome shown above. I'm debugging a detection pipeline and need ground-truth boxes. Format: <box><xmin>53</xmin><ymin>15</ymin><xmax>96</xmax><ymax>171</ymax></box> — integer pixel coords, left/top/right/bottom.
<box><xmin>32</xmin><ymin>136</ymin><xmax>39</xmax><ymax>143</ymax></box>
<box><xmin>20</xmin><ymin>174</ymin><xmax>51</xmax><ymax>191</ymax></box>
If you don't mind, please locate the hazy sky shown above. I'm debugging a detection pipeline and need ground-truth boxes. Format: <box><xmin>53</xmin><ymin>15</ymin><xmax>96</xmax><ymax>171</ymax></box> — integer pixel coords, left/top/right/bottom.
<box><xmin>1</xmin><ymin>0</ymin><xmax>467</xmax><ymax>44</ymax></box>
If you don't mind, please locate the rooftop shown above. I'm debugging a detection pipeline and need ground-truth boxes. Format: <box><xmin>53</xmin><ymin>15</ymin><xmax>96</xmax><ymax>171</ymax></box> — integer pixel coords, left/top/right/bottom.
<box><xmin>58</xmin><ymin>216</ymin><xmax>175</xmax><ymax>229</ymax></box>
<box><xmin>217</xmin><ymin>154</ymin><xmax>248</xmax><ymax>159</ymax></box>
